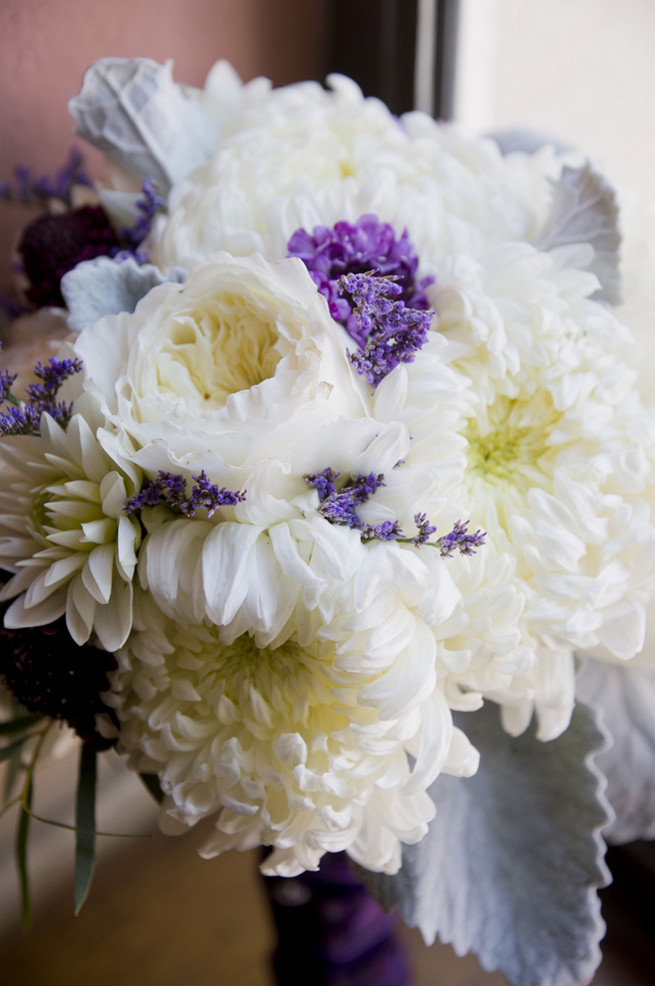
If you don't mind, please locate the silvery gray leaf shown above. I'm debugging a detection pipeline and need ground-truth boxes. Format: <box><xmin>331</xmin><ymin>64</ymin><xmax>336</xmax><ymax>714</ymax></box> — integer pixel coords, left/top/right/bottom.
<box><xmin>68</xmin><ymin>58</ymin><xmax>222</xmax><ymax>195</ymax></box>
<box><xmin>61</xmin><ymin>257</ymin><xmax>186</xmax><ymax>333</ymax></box>
<box><xmin>535</xmin><ymin>164</ymin><xmax>622</xmax><ymax>305</ymax></box>
<box><xmin>358</xmin><ymin>701</ymin><xmax>611</xmax><ymax>986</ymax></box>
<box><xmin>490</xmin><ymin>128</ymin><xmax>574</xmax><ymax>157</ymax></box>
<box><xmin>577</xmin><ymin>659</ymin><xmax>655</xmax><ymax>844</ymax></box>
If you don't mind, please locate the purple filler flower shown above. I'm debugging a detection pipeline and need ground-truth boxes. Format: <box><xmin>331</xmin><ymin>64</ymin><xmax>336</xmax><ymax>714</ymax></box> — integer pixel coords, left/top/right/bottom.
<box><xmin>0</xmin><ymin>354</ymin><xmax>83</xmax><ymax>436</ymax></box>
<box><xmin>287</xmin><ymin>214</ymin><xmax>433</xmax><ymax>345</ymax></box>
<box><xmin>340</xmin><ymin>272</ymin><xmax>433</xmax><ymax>387</ymax></box>
<box><xmin>124</xmin><ymin>470</ymin><xmax>246</xmax><ymax>518</ymax></box>
<box><xmin>306</xmin><ymin>468</ymin><xmax>486</xmax><ymax>557</ymax></box>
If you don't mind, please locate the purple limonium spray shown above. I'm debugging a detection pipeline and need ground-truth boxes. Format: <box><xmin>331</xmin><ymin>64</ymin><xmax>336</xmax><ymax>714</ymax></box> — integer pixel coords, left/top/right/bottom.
<box><xmin>124</xmin><ymin>470</ymin><xmax>246</xmax><ymax>518</ymax></box>
<box><xmin>0</xmin><ymin>353</ymin><xmax>83</xmax><ymax>436</ymax></box>
<box><xmin>0</xmin><ymin>148</ymin><xmax>92</xmax><ymax>209</ymax></box>
<box><xmin>305</xmin><ymin>468</ymin><xmax>486</xmax><ymax>557</ymax></box>
<box><xmin>287</xmin><ymin>214</ymin><xmax>433</xmax><ymax>345</ymax></box>
<box><xmin>118</xmin><ymin>178</ymin><xmax>166</xmax><ymax>259</ymax></box>
<box><xmin>339</xmin><ymin>272</ymin><xmax>433</xmax><ymax>387</ymax></box>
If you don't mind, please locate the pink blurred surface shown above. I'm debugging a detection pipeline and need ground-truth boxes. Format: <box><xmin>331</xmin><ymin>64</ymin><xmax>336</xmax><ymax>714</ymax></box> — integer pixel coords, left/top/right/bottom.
<box><xmin>0</xmin><ymin>0</ymin><xmax>324</xmax><ymax>293</ymax></box>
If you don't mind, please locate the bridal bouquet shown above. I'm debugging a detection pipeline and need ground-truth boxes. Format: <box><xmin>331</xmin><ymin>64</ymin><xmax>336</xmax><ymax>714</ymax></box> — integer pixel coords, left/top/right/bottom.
<box><xmin>2</xmin><ymin>57</ymin><xmax>655</xmax><ymax>986</ymax></box>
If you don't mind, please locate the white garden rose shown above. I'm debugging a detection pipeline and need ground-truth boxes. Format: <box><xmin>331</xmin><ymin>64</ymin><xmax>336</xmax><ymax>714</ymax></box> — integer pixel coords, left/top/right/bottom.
<box><xmin>74</xmin><ymin>252</ymin><xmax>377</xmax><ymax>494</ymax></box>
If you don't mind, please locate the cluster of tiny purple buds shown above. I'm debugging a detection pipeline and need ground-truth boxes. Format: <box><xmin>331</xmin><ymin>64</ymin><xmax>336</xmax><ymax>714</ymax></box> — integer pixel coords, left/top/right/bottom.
<box><xmin>339</xmin><ymin>271</ymin><xmax>433</xmax><ymax>387</ymax></box>
<box><xmin>124</xmin><ymin>470</ymin><xmax>246</xmax><ymax>518</ymax></box>
<box><xmin>0</xmin><ymin>148</ymin><xmax>92</xmax><ymax>209</ymax></box>
<box><xmin>436</xmin><ymin>518</ymin><xmax>487</xmax><ymax>557</ymax></box>
<box><xmin>118</xmin><ymin>178</ymin><xmax>166</xmax><ymax>257</ymax></box>
<box><xmin>305</xmin><ymin>468</ymin><xmax>386</xmax><ymax>530</ymax></box>
<box><xmin>0</xmin><ymin>354</ymin><xmax>83</xmax><ymax>436</ymax></box>
<box><xmin>305</xmin><ymin>468</ymin><xmax>486</xmax><ymax>556</ymax></box>
<box><xmin>287</xmin><ymin>214</ymin><xmax>433</xmax><ymax>346</ymax></box>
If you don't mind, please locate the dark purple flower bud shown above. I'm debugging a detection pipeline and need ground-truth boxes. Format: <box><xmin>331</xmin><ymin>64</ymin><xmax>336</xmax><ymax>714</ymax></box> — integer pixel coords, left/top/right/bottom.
<box><xmin>18</xmin><ymin>205</ymin><xmax>120</xmax><ymax>308</ymax></box>
<box><xmin>0</xmin><ymin>605</ymin><xmax>118</xmax><ymax>751</ymax></box>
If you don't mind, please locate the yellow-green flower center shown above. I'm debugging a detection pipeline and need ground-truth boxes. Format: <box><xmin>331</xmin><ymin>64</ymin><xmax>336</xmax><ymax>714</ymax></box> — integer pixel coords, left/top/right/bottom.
<box><xmin>465</xmin><ymin>394</ymin><xmax>562</xmax><ymax>527</ymax></box>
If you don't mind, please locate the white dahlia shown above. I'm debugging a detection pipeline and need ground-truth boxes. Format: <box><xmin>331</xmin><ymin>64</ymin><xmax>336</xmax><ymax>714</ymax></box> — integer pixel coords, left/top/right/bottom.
<box><xmin>0</xmin><ymin>392</ymin><xmax>142</xmax><ymax>651</ymax></box>
<box><xmin>152</xmin><ymin>72</ymin><xmax>560</xmax><ymax>272</ymax></box>
<box><xmin>110</xmin><ymin>535</ymin><xmax>478</xmax><ymax>877</ymax></box>
<box><xmin>384</xmin><ymin>242</ymin><xmax>655</xmax><ymax>738</ymax></box>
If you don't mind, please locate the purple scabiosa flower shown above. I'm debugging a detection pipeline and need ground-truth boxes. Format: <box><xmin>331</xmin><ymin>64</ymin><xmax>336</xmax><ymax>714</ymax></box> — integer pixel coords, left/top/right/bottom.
<box><xmin>0</xmin><ymin>602</ymin><xmax>118</xmax><ymax>751</ymax></box>
<box><xmin>124</xmin><ymin>470</ymin><xmax>246</xmax><ymax>518</ymax></box>
<box><xmin>18</xmin><ymin>205</ymin><xmax>120</xmax><ymax>308</ymax></box>
<box><xmin>287</xmin><ymin>214</ymin><xmax>433</xmax><ymax>345</ymax></box>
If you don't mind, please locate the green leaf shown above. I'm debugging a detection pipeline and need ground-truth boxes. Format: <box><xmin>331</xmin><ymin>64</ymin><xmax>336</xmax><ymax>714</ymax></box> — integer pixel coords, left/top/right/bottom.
<box><xmin>74</xmin><ymin>744</ymin><xmax>97</xmax><ymax>916</ymax></box>
<box><xmin>139</xmin><ymin>772</ymin><xmax>164</xmax><ymax>804</ymax></box>
<box><xmin>3</xmin><ymin>745</ymin><xmax>25</xmax><ymax>805</ymax></box>
<box><xmin>0</xmin><ymin>715</ymin><xmax>42</xmax><ymax>736</ymax></box>
<box><xmin>16</xmin><ymin>773</ymin><xmax>33</xmax><ymax>931</ymax></box>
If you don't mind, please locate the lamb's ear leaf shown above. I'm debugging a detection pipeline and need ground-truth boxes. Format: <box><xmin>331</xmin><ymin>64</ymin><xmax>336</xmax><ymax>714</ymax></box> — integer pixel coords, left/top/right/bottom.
<box><xmin>61</xmin><ymin>256</ymin><xmax>186</xmax><ymax>332</ymax></box>
<box><xmin>356</xmin><ymin>701</ymin><xmax>612</xmax><ymax>986</ymax></box>
<box><xmin>577</xmin><ymin>658</ymin><xmax>655</xmax><ymax>844</ymax></box>
<box><xmin>68</xmin><ymin>58</ymin><xmax>221</xmax><ymax>194</ymax></box>
<box><xmin>536</xmin><ymin>163</ymin><xmax>622</xmax><ymax>305</ymax></box>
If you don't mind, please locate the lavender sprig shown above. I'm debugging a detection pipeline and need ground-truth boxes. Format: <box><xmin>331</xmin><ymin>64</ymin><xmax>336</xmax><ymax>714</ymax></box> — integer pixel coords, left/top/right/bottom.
<box><xmin>0</xmin><ymin>148</ymin><xmax>92</xmax><ymax>209</ymax></box>
<box><xmin>339</xmin><ymin>272</ymin><xmax>433</xmax><ymax>387</ymax></box>
<box><xmin>0</xmin><ymin>355</ymin><xmax>83</xmax><ymax>436</ymax></box>
<box><xmin>119</xmin><ymin>178</ymin><xmax>166</xmax><ymax>254</ymax></box>
<box><xmin>305</xmin><ymin>468</ymin><xmax>486</xmax><ymax>557</ymax></box>
<box><xmin>124</xmin><ymin>471</ymin><xmax>246</xmax><ymax>518</ymax></box>
<box><xmin>287</xmin><ymin>214</ymin><xmax>433</xmax><ymax>345</ymax></box>
<box><xmin>305</xmin><ymin>469</ymin><xmax>385</xmax><ymax>529</ymax></box>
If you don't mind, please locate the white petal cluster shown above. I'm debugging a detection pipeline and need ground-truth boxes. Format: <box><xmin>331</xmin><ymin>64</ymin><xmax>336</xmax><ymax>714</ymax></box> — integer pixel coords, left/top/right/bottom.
<box><xmin>110</xmin><ymin>537</ymin><xmax>477</xmax><ymax>876</ymax></box>
<box><xmin>74</xmin><ymin>252</ymin><xmax>375</xmax><ymax>486</ymax></box>
<box><xmin>0</xmin><ymin>392</ymin><xmax>142</xmax><ymax>651</ymax></box>
<box><xmin>382</xmin><ymin>243</ymin><xmax>655</xmax><ymax>738</ymax></box>
<box><xmin>4</xmin><ymin>60</ymin><xmax>655</xmax><ymax>883</ymax></box>
<box><xmin>152</xmin><ymin>72</ymin><xmax>561</xmax><ymax>272</ymax></box>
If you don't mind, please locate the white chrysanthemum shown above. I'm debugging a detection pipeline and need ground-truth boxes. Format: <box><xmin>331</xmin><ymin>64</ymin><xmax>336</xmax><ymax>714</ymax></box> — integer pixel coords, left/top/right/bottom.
<box><xmin>110</xmin><ymin>537</ymin><xmax>478</xmax><ymax>877</ymax></box>
<box><xmin>376</xmin><ymin>243</ymin><xmax>655</xmax><ymax>738</ymax></box>
<box><xmin>0</xmin><ymin>392</ymin><xmax>142</xmax><ymax>650</ymax></box>
<box><xmin>152</xmin><ymin>73</ymin><xmax>560</xmax><ymax>272</ymax></box>
<box><xmin>74</xmin><ymin>252</ymin><xmax>377</xmax><ymax>487</ymax></box>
